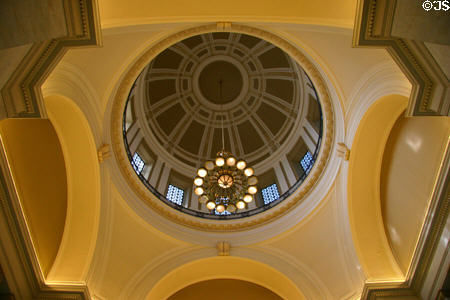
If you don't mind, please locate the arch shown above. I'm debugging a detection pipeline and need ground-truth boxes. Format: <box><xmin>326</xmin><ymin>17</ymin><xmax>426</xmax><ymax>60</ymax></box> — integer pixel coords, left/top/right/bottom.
<box><xmin>380</xmin><ymin>113</ymin><xmax>450</xmax><ymax>274</ymax></box>
<box><xmin>145</xmin><ymin>256</ymin><xmax>305</xmax><ymax>300</ymax></box>
<box><xmin>44</xmin><ymin>94</ymin><xmax>101</xmax><ymax>282</ymax></box>
<box><xmin>348</xmin><ymin>94</ymin><xmax>408</xmax><ymax>281</ymax></box>
<box><xmin>0</xmin><ymin>119</ymin><xmax>67</xmax><ymax>277</ymax></box>
<box><xmin>168</xmin><ymin>278</ymin><xmax>282</xmax><ymax>299</ymax></box>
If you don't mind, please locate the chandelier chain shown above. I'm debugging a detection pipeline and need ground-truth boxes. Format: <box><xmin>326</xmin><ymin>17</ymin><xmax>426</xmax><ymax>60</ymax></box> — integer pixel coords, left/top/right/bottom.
<box><xmin>193</xmin><ymin>78</ymin><xmax>258</xmax><ymax>213</ymax></box>
<box><xmin>219</xmin><ymin>79</ymin><xmax>225</xmax><ymax>151</ymax></box>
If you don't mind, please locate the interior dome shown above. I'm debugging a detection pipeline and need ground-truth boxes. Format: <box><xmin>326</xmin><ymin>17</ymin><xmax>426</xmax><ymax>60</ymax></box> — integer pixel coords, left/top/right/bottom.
<box><xmin>123</xmin><ymin>32</ymin><xmax>323</xmax><ymax>219</ymax></box>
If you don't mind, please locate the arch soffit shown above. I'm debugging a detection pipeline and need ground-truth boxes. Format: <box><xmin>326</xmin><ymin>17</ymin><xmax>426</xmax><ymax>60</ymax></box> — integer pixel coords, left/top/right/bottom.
<box><xmin>43</xmin><ymin>94</ymin><xmax>101</xmax><ymax>282</ymax></box>
<box><xmin>42</xmin><ymin>61</ymin><xmax>103</xmax><ymax>145</ymax></box>
<box><xmin>120</xmin><ymin>243</ymin><xmax>330</xmax><ymax>299</ymax></box>
<box><xmin>335</xmin><ymin>63</ymin><xmax>411</xmax><ymax>287</ymax></box>
<box><xmin>347</xmin><ymin>94</ymin><xmax>408</xmax><ymax>281</ymax></box>
<box><xmin>143</xmin><ymin>256</ymin><xmax>305</xmax><ymax>300</ymax></box>
<box><xmin>345</xmin><ymin>61</ymin><xmax>412</xmax><ymax>147</ymax></box>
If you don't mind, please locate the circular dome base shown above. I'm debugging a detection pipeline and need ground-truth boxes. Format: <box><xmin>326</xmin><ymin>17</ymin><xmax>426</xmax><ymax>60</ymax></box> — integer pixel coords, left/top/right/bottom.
<box><xmin>111</xmin><ymin>23</ymin><xmax>336</xmax><ymax>231</ymax></box>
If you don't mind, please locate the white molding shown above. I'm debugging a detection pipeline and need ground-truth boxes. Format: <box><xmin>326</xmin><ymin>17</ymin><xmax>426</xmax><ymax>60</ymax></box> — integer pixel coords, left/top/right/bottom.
<box><xmin>85</xmin><ymin>170</ymin><xmax>114</xmax><ymax>298</ymax></box>
<box><xmin>345</xmin><ymin>61</ymin><xmax>411</xmax><ymax>147</ymax></box>
<box><xmin>120</xmin><ymin>244</ymin><xmax>330</xmax><ymax>299</ymax></box>
<box><xmin>42</xmin><ymin>61</ymin><xmax>103</xmax><ymax>147</ymax></box>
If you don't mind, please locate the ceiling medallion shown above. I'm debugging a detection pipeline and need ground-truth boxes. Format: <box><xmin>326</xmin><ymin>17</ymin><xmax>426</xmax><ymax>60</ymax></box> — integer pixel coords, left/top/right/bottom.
<box><xmin>194</xmin><ymin>80</ymin><xmax>258</xmax><ymax>214</ymax></box>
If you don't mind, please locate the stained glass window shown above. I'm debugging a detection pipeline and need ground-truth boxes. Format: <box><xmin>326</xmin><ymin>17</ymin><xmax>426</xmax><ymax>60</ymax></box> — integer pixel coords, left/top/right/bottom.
<box><xmin>166</xmin><ymin>184</ymin><xmax>184</xmax><ymax>205</ymax></box>
<box><xmin>132</xmin><ymin>152</ymin><xmax>145</xmax><ymax>175</ymax></box>
<box><xmin>300</xmin><ymin>151</ymin><xmax>314</xmax><ymax>174</ymax></box>
<box><xmin>262</xmin><ymin>183</ymin><xmax>280</xmax><ymax>205</ymax></box>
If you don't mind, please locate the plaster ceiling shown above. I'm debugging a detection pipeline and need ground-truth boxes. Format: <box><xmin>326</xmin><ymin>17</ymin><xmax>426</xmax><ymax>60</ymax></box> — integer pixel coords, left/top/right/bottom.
<box><xmin>41</xmin><ymin>17</ymin><xmax>414</xmax><ymax>300</ymax></box>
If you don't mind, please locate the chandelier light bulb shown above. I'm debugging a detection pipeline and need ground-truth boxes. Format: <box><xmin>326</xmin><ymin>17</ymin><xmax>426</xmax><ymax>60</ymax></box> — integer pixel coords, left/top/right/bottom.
<box><xmin>248</xmin><ymin>176</ymin><xmax>258</xmax><ymax>185</ymax></box>
<box><xmin>248</xmin><ymin>186</ymin><xmax>257</xmax><ymax>195</ymax></box>
<box><xmin>236</xmin><ymin>201</ymin><xmax>245</xmax><ymax>209</ymax></box>
<box><xmin>194</xmin><ymin>186</ymin><xmax>204</xmax><ymax>195</ymax></box>
<box><xmin>205</xmin><ymin>161</ymin><xmax>215</xmax><ymax>170</ymax></box>
<box><xmin>194</xmin><ymin>177</ymin><xmax>204</xmax><ymax>186</ymax></box>
<box><xmin>215</xmin><ymin>157</ymin><xmax>225</xmax><ymax>167</ymax></box>
<box><xmin>236</xmin><ymin>160</ymin><xmax>246</xmax><ymax>170</ymax></box>
<box><xmin>199</xmin><ymin>195</ymin><xmax>208</xmax><ymax>203</ymax></box>
<box><xmin>243</xmin><ymin>194</ymin><xmax>253</xmax><ymax>203</ymax></box>
<box><xmin>226</xmin><ymin>156</ymin><xmax>236</xmax><ymax>166</ymax></box>
<box><xmin>197</xmin><ymin>168</ymin><xmax>207</xmax><ymax>177</ymax></box>
<box><xmin>216</xmin><ymin>204</ymin><xmax>225</xmax><ymax>213</ymax></box>
<box><xmin>206</xmin><ymin>201</ymin><xmax>216</xmax><ymax>210</ymax></box>
<box><xmin>244</xmin><ymin>167</ymin><xmax>254</xmax><ymax>177</ymax></box>
<box><xmin>227</xmin><ymin>204</ymin><xmax>237</xmax><ymax>212</ymax></box>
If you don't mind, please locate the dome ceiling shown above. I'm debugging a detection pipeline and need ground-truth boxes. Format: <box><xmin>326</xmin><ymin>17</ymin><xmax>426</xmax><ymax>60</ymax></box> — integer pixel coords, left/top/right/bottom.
<box><xmin>140</xmin><ymin>32</ymin><xmax>304</xmax><ymax>168</ymax></box>
<box><xmin>122</xmin><ymin>28</ymin><xmax>324</xmax><ymax>221</ymax></box>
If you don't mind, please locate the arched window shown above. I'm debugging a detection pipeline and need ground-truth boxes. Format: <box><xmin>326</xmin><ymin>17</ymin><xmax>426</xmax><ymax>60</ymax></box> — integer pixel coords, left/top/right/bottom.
<box><xmin>132</xmin><ymin>152</ymin><xmax>145</xmax><ymax>175</ymax></box>
<box><xmin>262</xmin><ymin>183</ymin><xmax>280</xmax><ymax>205</ymax></box>
<box><xmin>166</xmin><ymin>184</ymin><xmax>184</xmax><ymax>205</ymax></box>
<box><xmin>300</xmin><ymin>151</ymin><xmax>314</xmax><ymax>174</ymax></box>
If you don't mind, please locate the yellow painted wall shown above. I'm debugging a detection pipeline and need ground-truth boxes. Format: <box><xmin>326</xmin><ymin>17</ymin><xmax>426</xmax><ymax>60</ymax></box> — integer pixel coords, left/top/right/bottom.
<box><xmin>99</xmin><ymin>0</ymin><xmax>357</xmax><ymax>28</ymax></box>
<box><xmin>0</xmin><ymin>119</ymin><xmax>67</xmax><ymax>276</ymax></box>
<box><xmin>381</xmin><ymin>116</ymin><xmax>450</xmax><ymax>273</ymax></box>
<box><xmin>168</xmin><ymin>279</ymin><xmax>282</xmax><ymax>300</ymax></box>
<box><xmin>44</xmin><ymin>95</ymin><xmax>101</xmax><ymax>282</ymax></box>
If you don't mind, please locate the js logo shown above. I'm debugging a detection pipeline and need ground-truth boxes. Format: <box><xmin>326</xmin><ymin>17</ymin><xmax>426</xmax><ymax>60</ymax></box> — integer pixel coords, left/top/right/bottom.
<box><xmin>422</xmin><ymin>0</ymin><xmax>450</xmax><ymax>11</ymax></box>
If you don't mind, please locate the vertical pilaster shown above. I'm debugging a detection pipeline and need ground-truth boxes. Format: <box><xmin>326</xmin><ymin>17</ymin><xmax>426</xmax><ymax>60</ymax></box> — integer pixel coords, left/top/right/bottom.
<box><xmin>128</xmin><ymin>130</ymin><xmax>143</xmax><ymax>154</ymax></box>
<box><xmin>148</xmin><ymin>157</ymin><xmax>163</xmax><ymax>187</ymax></box>
<box><xmin>157</xmin><ymin>164</ymin><xmax>171</xmax><ymax>194</ymax></box>
<box><xmin>280</xmin><ymin>155</ymin><xmax>296</xmax><ymax>186</ymax></box>
<box><xmin>274</xmin><ymin>164</ymin><xmax>288</xmax><ymax>194</ymax></box>
<box><xmin>304</xmin><ymin>119</ymin><xmax>319</xmax><ymax>142</ymax></box>
<box><xmin>301</xmin><ymin>128</ymin><xmax>315</xmax><ymax>153</ymax></box>
<box><xmin>126</xmin><ymin>121</ymin><xmax>139</xmax><ymax>141</ymax></box>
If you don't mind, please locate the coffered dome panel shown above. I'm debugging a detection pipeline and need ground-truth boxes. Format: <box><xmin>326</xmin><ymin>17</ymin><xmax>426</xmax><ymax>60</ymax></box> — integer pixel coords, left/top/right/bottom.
<box><xmin>141</xmin><ymin>33</ymin><xmax>304</xmax><ymax>167</ymax></box>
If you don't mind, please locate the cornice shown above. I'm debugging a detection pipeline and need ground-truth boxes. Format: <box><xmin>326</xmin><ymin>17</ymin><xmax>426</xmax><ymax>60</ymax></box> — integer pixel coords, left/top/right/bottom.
<box><xmin>110</xmin><ymin>22</ymin><xmax>336</xmax><ymax>232</ymax></box>
<box><xmin>0</xmin><ymin>0</ymin><xmax>102</xmax><ymax>119</ymax></box>
<box><xmin>353</xmin><ymin>0</ymin><xmax>449</xmax><ymax>117</ymax></box>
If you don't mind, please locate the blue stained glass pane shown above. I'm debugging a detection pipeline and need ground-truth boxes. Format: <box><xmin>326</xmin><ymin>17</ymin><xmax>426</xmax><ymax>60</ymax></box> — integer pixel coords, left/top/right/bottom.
<box><xmin>166</xmin><ymin>184</ymin><xmax>184</xmax><ymax>205</ymax></box>
<box><xmin>262</xmin><ymin>183</ymin><xmax>280</xmax><ymax>205</ymax></box>
<box><xmin>132</xmin><ymin>152</ymin><xmax>145</xmax><ymax>175</ymax></box>
<box><xmin>300</xmin><ymin>151</ymin><xmax>314</xmax><ymax>174</ymax></box>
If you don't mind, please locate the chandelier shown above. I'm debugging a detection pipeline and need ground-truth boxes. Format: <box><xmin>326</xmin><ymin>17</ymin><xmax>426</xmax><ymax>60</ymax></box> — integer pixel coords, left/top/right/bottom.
<box><xmin>193</xmin><ymin>81</ymin><xmax>258</xmax><ymax>214</ymax></box>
